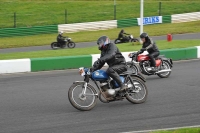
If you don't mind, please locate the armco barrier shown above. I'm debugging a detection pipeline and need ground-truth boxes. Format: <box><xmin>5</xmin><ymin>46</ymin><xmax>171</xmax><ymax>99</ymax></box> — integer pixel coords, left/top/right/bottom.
<box><xmin>117</xmin><ymin>18</ymin><xmax>138</xmax><ymax>28</ymax></box>
<box><xmin>160</xmin><ymin>47</ymin><xmax>197</xmax><ymax>61</ymax></box>
<box><xmin>162</xmin><ymin>15</ymin><xmax>171</xmax><ymax>23</ymax></box>
<box><xmin>0</xmin><ymin>25</ymin><xmax>58</xmax><ymax>37</ymax></box>
<box><xmin>58</xmin><ymin>20</ymin><xmax>117</xmax><ymax>33</ymax></box>
<box><xmin>0</xmin><ymin>59</ymin><xmax>30</xmax><ymax>74</ymax></box>
<box><xmin>0</xmin><ymin>47</ymin><xmax>199</xmax><ymax>74</ymax></box>
<box><xmin>30</xmin><ymin>55</ymin><xmax>92</xmax><ymax>72</ymax></box>
<box><xmin>172</xmin><ymin>12</ymin><xmax>200</xmax><ymax>23</ymax></box>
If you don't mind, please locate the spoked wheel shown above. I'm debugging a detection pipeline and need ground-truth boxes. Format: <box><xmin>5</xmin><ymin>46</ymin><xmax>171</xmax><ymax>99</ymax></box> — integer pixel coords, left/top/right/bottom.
<box><xmin>51</xmin><ymin>42</ymin><xmax>59</xmax><ymax>50</ymax></box>
<box><xmin>126</xmin><ymin>77</ymin><xmax>148</xmax><ymax>104</ymax></box>
<box><xmin>68</xmin><ymin>82</ymin><xmax>98</xmax><ymax>111</ymax></box>
<box><xmin>114</xmin><ymin>39</ymin><xmax>120</xmax><ymax>44</ymax></box>
<box><xmin>130</xmin><ymin>65</ymin><xmax>139</xmax><ymax>74</ymax></box>
<box><xmin>67</xmin><ymin>41</ymin><xmax>76</xmax><ymax>48</ymax></box>
<box><xmin>157</xmin><ymin>61</ymin><xmax>171</xmax><ymax>78</ymax></box>
<box><xmin>131</xmin><ymin>38</ymin><xmax>139</xmax><ymax>42</ymax></box>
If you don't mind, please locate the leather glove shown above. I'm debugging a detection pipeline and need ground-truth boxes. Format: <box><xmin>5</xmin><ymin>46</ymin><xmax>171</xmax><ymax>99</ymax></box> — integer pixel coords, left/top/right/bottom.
<box><xmin>90</xmin><ymin>67</ymin><xmax>94</xmax><ymax>72</ymax></box>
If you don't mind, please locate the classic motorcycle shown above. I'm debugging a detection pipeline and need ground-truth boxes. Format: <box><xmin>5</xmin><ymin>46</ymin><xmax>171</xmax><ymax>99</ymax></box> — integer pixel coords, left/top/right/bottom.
<box><xmin>128</xmin><ymin>51</ymin><xmax>173</xmax><ymax>78</ymax></box>
<box><xmin>68</xmin><ymin>67</ymin><xmax>148</xmax><ymax>111</ymax></box>
<box><xmin>114</xmin><ymin>34</ymin><xmax>139</xmax><ymax>44</ymax></box>
<box><xmin>51</xmin><ymin>37</ymin><xmax>76</xmax><ymax>50</ymax></box>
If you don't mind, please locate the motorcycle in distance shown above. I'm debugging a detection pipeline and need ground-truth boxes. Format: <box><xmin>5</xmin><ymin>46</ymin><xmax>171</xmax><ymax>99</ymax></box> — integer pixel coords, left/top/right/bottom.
<box><xmin>127</xmin><ymin>50</ymin><xmax>173</xmax><ymax>78</ymax></box>
<box><xmin>51</xmin><ymin>37</ymin><xmax>76</xmax><ymax>50</ymax></box>
<box><xmin>114</xmin><ymin>34</ymin><xmax>139</xmax><ymax>44</ymax></box>
<box><xmin>68</xmin><ymin>67</ymin><xmax>148</xmax><ymax>111</ymax></box>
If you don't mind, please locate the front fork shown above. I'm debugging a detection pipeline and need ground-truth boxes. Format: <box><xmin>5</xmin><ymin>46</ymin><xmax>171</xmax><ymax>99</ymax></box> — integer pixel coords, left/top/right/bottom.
<box><xmin>81</xmin><ymin>82</ymin><xmax>88</xmax><ymax>96</ymax></box>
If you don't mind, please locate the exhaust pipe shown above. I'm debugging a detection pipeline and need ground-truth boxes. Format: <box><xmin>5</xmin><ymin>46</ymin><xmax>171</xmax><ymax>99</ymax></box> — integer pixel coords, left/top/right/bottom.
<box><xmin>156</xmin><ymin>69</ymin><xmax>171</xmax><ymax>74</ymax></box>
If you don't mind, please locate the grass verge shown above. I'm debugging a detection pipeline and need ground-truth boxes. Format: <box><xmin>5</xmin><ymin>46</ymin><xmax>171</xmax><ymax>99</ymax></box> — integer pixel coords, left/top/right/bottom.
<box><xmin>0</xmin><ymin>40</ymin><xmax>200</xmax><ymax>60</ymax></box>
<box><xmin>151</xmin><ymin>127</ymin><xmax>200</xmax><ymax>133</ymax></box>
<box><xmin>0</xmin><ymin>21</ymin><xmax>200</xmax><ymax>49</ymax></box>
<box><xmin>0</xmin><ymin>0</ymin><xmax>200</xmax><ymax>28</ymax></box>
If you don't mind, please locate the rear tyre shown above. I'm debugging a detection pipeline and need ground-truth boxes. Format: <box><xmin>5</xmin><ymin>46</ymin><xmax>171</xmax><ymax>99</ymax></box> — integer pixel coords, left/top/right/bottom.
<box><xmin>68</xmin><ymin>82</ymin><xmax>98</xmax><ymax>111</ymax></box>
<box><xmin>157</xmin><ymin>61</ymin><xmax>171</xmax><ymax>78</ymax></box>
<box><xmin>51</xmin><ymin>42</ymin><xmax>58</xmax><ymax>50</ymax></box>
<box><xmin>67</xmin><ymin>41</ymin><xmax>76</xmax><ymax>48</ymax></box>
<box><xmin>114</xmin><ymin>39</ymin><xmax>120</xmax><ymax>44</ymax></box>
<box><xmin>126</xmin><ymin>77</ymin><xmax>148</xmax><ymax>104</ymax></box>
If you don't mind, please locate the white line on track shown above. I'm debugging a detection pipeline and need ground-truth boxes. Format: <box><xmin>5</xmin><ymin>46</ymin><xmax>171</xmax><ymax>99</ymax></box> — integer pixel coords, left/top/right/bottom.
<box><xmin>121</xmin><ymin>125</ymin><xmax>200</xmax><ymax>133</ymax></box>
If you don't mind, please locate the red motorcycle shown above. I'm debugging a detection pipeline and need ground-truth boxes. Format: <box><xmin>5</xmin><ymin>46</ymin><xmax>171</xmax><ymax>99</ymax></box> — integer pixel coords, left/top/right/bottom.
<box><xmin>128</xmin><ymin>51</ymin><xmax>173</xmax><ymax>78</ymax></box>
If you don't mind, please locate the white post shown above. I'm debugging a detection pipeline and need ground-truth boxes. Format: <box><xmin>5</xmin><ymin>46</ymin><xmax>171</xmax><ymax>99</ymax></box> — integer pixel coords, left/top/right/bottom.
<box><xmin>140</xmin><ymin>0</ymin><xmax>144</xmax><ymax>35</ymax></box>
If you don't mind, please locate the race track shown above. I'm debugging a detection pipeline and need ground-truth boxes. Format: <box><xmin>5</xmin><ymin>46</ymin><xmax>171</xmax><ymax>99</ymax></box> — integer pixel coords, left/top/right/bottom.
<box><xmin>0</xmin><ymin>60</ymin><xmax>200</xmax><ymax>133</ymax></box>
<box><xmin>0</xmin><ymin>33</ymin><xmax>199</xmax><ymax>54</ymax></box>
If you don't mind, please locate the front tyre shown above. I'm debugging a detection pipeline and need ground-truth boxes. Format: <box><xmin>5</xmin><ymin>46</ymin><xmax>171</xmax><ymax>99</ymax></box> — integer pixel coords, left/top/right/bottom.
<box><xmin>67</xmin><ymin>41</ymin><xmax>76</xmax><ymax>48</ymax></box>
<box><xmin>126</xmin><ymin>77</ymin><xmax>148</xmax><ymax>104</ymax></box>
<box><xmin>157</xmin><ymin>61</ymin><xmax>171</xmax><ymax>78</ymax></box>
<box><xmin>68</xmin><ymin>82</ymin><xmax>98</xmax><ymax>111</ymax></box>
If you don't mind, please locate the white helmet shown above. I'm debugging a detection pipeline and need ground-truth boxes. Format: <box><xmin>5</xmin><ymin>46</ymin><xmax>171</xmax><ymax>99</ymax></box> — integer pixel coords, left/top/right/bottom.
<box><xmin>59</xmin><ymin>31</ymin><xmax>64</xmax><ymax>35</ymax></box>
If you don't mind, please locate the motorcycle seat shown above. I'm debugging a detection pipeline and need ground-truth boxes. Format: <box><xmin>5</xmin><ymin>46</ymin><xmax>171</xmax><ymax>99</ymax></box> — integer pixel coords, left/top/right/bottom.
<box><xmin>155</xmin><ymin>55</ymin><xmax>165</xmax><ymax>59</ymax></box>
<box><xmin>120</xmin><ymin>68</ymin><xmax>135</xmax><ymax>75</ymax></box>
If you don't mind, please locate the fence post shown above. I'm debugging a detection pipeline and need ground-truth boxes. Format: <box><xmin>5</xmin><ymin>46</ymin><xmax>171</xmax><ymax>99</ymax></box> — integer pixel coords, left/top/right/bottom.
<box><xmin>114</xmin><ymin>0</ymin><xmax>116</xmax><ymax>20</ymax></box>
<box><xmin>65</xmin><ymin>9</ymin><xmax>67</xmax><ymax>24</ymax></box>
<box><xmin>14</xmin><ymin>12</ymin><xmax>16</xmax><ymax>28</ymax></box>
<box><xmin>158</xmin><ymin>2</ymin><xmax>162</xmax><ymax>16</ymax></box>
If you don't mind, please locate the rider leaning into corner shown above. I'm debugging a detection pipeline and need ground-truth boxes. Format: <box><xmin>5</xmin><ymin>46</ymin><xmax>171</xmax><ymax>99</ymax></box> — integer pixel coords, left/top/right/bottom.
<box><xmin>57</xmin><ymin>31</ymin><xmax>66</xmax><ymax>45</ymax></box>
<box><xmin>91</xmin><ymin>36</ymin><xmax>128</xmax><ymax>92</ymax></box>
<box><xmin>139</xmin><ymin>32</ymin><xmax>160</xmax><ymax>72</ymax></box>
<box><xmin>118</xmin><ymin>29</ymin><xmax>129</xmax><ymax>41</ymax></box>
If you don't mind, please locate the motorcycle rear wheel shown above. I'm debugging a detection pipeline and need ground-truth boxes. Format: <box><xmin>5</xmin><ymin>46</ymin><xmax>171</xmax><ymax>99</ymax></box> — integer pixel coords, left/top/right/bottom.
<box><xmin>157</xmin><ymin>61</ymin><xmax>171</xmax><ymax>78</ymax></box>
<box><xmin>126</xmin><ymin>77</ymin><xmax>148</xmax><ymax>104</ymax></box>
<box><xmin>51</xmin><ymin>42</ymin><xmax>59</xmax><ymax>50</ymax></box>
<box><xmin>68</xmin><ymin>82</ymin><xmax>98</xmax><ymax>111</ymax></box>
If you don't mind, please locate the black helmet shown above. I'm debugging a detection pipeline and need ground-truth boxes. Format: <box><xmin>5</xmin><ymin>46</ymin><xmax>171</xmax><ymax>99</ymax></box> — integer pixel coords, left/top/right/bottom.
<box><xmin>97</xmin><ymin>36</ymin><xmax>111</xmax><ymax>50</ymax></box>
<box><xmin>121</xmin><ymin>29</ymin><xmax>124</xmax><ymax>33</ymax></box>
<box><xmin>140</xmin><ymin>32</ymin><xmax>150</xmax><ymax>42</ymax></box>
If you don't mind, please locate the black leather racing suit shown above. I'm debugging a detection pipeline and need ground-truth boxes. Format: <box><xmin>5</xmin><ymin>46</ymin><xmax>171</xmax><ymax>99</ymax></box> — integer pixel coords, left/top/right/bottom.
<box><xmin>118</xmin><ymin>32</ymin><xmax>129</xmax><ymax>42</ymax></box>
<box><xmin>93</xmin><ymin>43</ymin><xmax>127</xmax><ymax>88</ymax></box>
<box><xmin>57</xmin><ymin>34</ymin><xmax>65</xmax><ymax>45</ymax></box>
<box><xmin>142</xmin><ymin>38</ymin><xmax>160</xmax><ymax>67</ymax></box>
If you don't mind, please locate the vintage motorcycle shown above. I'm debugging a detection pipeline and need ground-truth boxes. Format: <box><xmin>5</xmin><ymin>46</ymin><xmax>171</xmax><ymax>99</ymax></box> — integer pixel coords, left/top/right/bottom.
<box><xmin>128</xmin><ymin>51</ymin><xmax>173</xmax><ymax>78</ymax></box>
<box><xmin>51</xmin><ymin>37</ymin><xmax>76</xmax><ymax>50</ymax></box>
<box><xmin>68</xmin><ymin>67</ymin><xmax>148</xmax><ymax>111</ymax></box>
<box><xmin>114</xmin><ymin>34</ymin><xmax>139</xmax><ymax>44</ymax></box>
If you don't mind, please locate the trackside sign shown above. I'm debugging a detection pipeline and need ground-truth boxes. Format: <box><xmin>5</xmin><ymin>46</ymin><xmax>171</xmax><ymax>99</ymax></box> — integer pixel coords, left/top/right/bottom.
<box><xmin>137</xmin><ymin>16</ymin><xmax>162</xmax><ymax>25</ymax></box>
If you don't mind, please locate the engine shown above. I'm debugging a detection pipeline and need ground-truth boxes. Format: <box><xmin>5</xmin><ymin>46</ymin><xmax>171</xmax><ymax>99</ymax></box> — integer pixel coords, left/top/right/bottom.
<box><xmin>100</xmin><ymin>82</ymin><xmax>115</xmax><ymax>97</ymax></box>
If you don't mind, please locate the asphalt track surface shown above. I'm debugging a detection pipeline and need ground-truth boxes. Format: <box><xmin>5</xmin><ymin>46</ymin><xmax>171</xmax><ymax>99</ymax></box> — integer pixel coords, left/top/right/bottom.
<box><xmin>0</xmin><ymin>60</ymin><xmax>200</xmax><ymax>133</ymax></box>
<box><xmin>0</xmin><ymin>33</ymin><xmax>200</xmax><ymax>54</ymax></box>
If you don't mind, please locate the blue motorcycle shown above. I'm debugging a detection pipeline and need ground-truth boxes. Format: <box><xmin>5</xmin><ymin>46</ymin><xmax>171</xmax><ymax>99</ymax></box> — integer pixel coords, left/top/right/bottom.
<box><xmin>68</xmin><ymin>67</ymin><xmax>148</xmax><ymax>111</ymax></box>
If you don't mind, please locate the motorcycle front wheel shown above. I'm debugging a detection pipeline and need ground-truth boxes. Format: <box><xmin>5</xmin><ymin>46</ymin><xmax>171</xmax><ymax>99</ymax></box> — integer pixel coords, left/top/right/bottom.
<box><xmin>68</xmin><ymin>82</ymin><xmax>98</xmax><ymax>111</ymax></box>
<box><xmin>67</xmin><ymin>41</ymin><xmax>76</xmax><ymax>49</ymax></box>
<box><xmin>126</xmin><ymin>77</ymin><xmax>148</xmax><ymax>104</ymax></box>
<box><xmin>51</xmin><ymin>42</ymin><xmax>59</xmax><ymax>50</ymax></box>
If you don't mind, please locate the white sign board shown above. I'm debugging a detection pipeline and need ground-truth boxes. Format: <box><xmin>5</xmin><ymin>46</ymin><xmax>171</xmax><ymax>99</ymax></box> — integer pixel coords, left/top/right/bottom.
<box><xmin>137</xmin><ymin>16</ymin><xmax>162</xmax><ymax>25</ymax></box>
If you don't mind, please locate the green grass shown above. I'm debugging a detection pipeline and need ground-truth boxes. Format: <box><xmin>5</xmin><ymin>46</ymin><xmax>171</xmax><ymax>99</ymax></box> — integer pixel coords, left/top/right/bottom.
<box><xmin>151</xmin><ymin>127</ymin><xmax>200</xmax><ymax>133</ymax></box>
<box><xmin>0</xmin><ymin>39</ymin><xmax>200</xmax><ymax>60</ymax></box>
<box><xmin>0</xmin><ymin>20</ymin><xmax>200</xmax><ymax>49</ymax></box>
<box><xmin>0</xmin><ymin>0</ymin><xmax>200</xmax><ymax>28</ymax></box>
